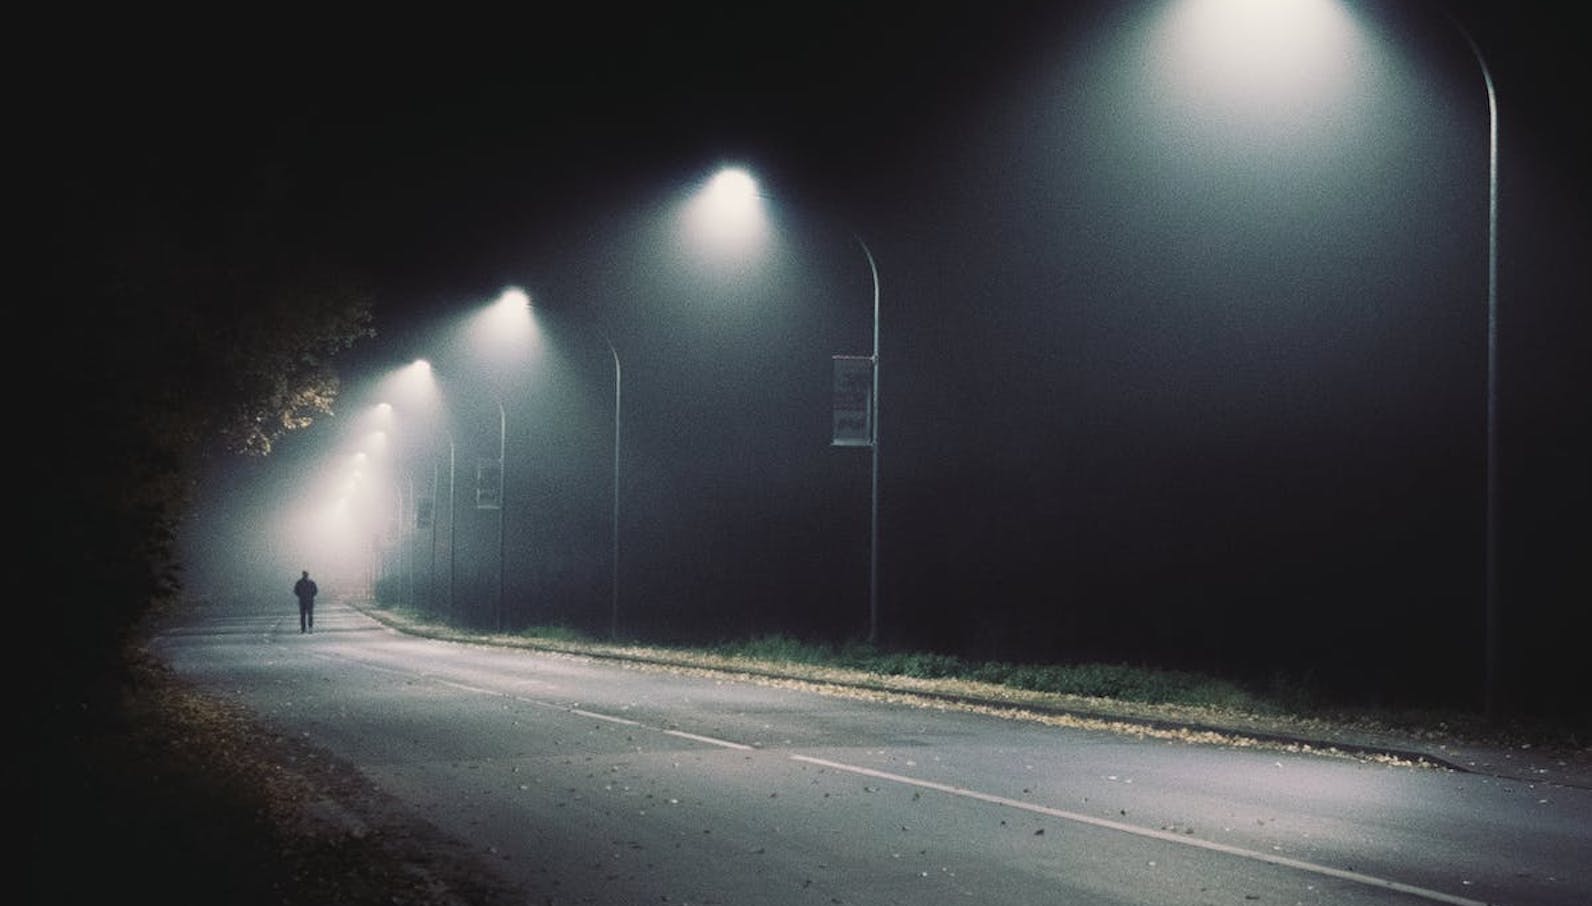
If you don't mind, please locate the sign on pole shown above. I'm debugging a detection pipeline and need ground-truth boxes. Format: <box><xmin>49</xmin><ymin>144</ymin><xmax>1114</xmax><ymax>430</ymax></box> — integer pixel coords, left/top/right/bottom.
<box><xmin>832</xmin><ymin>355</ymin><xmax>874</xmax><ymax>447</ymax></box>
<box><xmin>476</xmin><ymin>459</ymin><xmax>502</xmax><ymax>510</ymax></box>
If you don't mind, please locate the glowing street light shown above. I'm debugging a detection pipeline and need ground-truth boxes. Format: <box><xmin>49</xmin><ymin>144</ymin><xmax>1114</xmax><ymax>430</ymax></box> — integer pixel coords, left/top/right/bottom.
<box><xmin>357</xmin><ymin>360</ymin><xmax>457</xmax><ymax>614</ymax></box>
<box><xmin>681</xmin><ymin>166</ymin><xmax>771</xmax><ymax>263</ymax></box>
<box><xmin>513</xmin><ymin>299</ymin><xmax>624</xmax><ymax>640</ymax></box>
<box><xmin>1154</xmin><ymin>0</ymin><xmax>1502</xmax><ymax>713</ymax></box>
<box><xmin>387</xmin><ymin>359</ymin><xmax>456</xmax><ymax>617</ymax></box>
<box><xmin>465</xmin><ymin>286</ymin><xmax>538</xmax><ymax>632</ymax></box>
<box><xmin>686</xmin><ymin>166</ymin><xmax>884</xmax><ymax>644</ymax></box>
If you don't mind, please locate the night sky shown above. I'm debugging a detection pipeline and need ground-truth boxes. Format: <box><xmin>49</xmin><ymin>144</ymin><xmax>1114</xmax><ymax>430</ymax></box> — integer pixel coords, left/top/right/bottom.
<box><xmin>47</xmin><ymin>2</ymin><xmax>1587</xmax><ymax>713</ymax></box>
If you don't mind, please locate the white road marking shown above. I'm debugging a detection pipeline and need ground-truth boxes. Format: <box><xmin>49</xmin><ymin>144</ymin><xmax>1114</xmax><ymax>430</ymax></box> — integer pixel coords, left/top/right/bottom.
<box><xmin>432</xmin><ymin>678</ymin><xmax>504</xmax><ymax>696</ymax></box>
<box><xmin>790</xmin><ymin>755</ymin><xmax>1490</xmax><ymax>906</ymax></box>
<box><xmin>353</xmin><ymin>659</ymin><xmax>754</xmax><ymax>751</ymax></box>
<box><xmin>664</xmin><ymin>729</ymin><xmax>756</xmax><ymax>750</ymax></box>
<box><xmin>310</xmin><ymin>642</ymin><xmax>1486</xmax><ymax>905</ymax></box>
<box><xmin>571</xmin><ymin>708</ymin><xmax>644</xmax><ymax>727</ymax></box>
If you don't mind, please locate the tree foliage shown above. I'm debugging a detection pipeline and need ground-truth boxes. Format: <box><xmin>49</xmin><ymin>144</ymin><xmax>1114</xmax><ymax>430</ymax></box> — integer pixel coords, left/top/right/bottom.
<box><xmin>29</xmin><ymin>114</ymin><xmax>376</xmax><ymax>724</ymax></box>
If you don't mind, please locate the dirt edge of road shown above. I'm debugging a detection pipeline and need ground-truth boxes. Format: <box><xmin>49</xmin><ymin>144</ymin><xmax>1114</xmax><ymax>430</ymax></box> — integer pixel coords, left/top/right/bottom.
<box><xmin>32</xmin><ymin>653</ymin><xmax>529</xmax><ymax>906</ymax></box>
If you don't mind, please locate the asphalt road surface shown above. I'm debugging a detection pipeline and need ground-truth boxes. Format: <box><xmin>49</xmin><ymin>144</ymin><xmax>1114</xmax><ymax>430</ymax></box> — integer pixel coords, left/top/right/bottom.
<box><xmin>150</xmin><ymin>597</ymin><xmax>1589</xmax><ymax>905</ymax></box>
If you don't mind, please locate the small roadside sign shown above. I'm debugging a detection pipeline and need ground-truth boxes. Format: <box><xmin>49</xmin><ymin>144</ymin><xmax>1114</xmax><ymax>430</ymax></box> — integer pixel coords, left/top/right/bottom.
<box><xmin>832</xmin><ymin>355</ymin><xmax>874</xmax><ymax>447</ymax></box>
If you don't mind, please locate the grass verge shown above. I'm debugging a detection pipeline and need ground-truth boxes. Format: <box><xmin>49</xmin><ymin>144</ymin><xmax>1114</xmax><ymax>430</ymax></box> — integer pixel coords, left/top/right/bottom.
<box><xmin>371</xmin><ymin>603</ymin><xmax>1590</xmax><ymax>757</ymax></box>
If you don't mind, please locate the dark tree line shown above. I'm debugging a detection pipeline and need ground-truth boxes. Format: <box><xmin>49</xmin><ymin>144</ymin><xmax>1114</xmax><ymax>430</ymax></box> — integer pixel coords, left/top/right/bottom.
<box><xmin>25</xmin><ymin>86</ymin><xmax>376</xmax><ymax>736</ymax></box>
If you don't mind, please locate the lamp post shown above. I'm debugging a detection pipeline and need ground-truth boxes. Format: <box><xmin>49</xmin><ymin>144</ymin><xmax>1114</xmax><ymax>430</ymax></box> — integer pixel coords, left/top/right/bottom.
<box><xmin>507</xmin><ymin>295</ymin><xmax>623</xmax><ymax>639</ymax></box>
<box><xmin>836</xmin><ymin>232</ymin><xmax>884</xmax><ymax>645</ymax></box>
<box><xmin>405</xmin><ymin>471</ymin><xmax>416</xmax><ymax>606</ymax></box>
<box><xmin>1158</xmin><ymin>0</ymin><xmax>1503</xmax><ymax>713</ymax></box>
<box><xmin>496</xmin><ymin>397</ymin><xmax>506</xmax><ymax>633</ymax></box>
<box><xmin>1444</xmin><ymin>13</ymin><xmax>1500</xmax><ymax>718</ymax></box>
<box><xmin>860</xmin><ymin>236</ymin><xmax>881</xmax><ymax>645</ymax></box>
<box><xmin>445</xmin><ymin>433</ymin><xmax>456</xmax><ymax>618</ymax></box>
<box><xmin>604</xmin><ymin>331</ymin><xmax>622</xmax><ymax>641</ymax></box>
<box><xmin>689</xmin><ymin>167</ymin><xmax>883</xmax><ymax>644</ymax></box>
<box><xmin>380</xmin><ymin>359</ymin><xmax>452</xmax><ymax>619</ymax></box>
<box><xmin>461</xmin><ymin>287</ymin><xmax>535</xmax><ymax>633</ymax></box>
<box><xmin>427</xmin><ymin>460</ymin><xmax>437</xmax><ymax>610</ymax></box>
<box><xmin>428</xmin><ymin>434</ymin><xmax>457</xmax><ymax>617</ymax></box>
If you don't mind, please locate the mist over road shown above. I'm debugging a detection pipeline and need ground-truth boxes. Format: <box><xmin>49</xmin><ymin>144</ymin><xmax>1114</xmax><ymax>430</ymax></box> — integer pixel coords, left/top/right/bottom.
<box><xmin>151</xmin><ymin>598</ymin><xmax>1589</xmax><ymax>905</ymax></box>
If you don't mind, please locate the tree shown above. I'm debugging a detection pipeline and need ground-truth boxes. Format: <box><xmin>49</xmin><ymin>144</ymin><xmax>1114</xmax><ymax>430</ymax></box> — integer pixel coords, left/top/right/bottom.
<box><xmin>26</xmin><ymin>101</ymin><xmax>376</xmax><ymax>729</ymax></box>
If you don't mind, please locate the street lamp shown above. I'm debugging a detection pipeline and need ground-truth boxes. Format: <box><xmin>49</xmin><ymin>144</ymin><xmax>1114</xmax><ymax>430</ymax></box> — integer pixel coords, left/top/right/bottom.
<box><xmin>390</xmin><ymin>361</ymin><xmax>465</xmax><ymax>619</ymax></box>
<box><xmin>602</xmin><ymin>330</ymin><xmax>621</xmax><ymax>641</ymax></box>
<box><xmin>515</xmin><ymin>302</ymin><xmax>623</xmax><ymax>641</ymax></box>
<box><xmin>495</xmin><ymin>397</ymin><xmax>506</xmax><ymax>631</ymax></box>
<box><xmin>393</xmin><ymin>359</ymin><xmax>456</xmax><ymax>618</ymax></box>
<box><xmin>1444</xmin><ymin>11</ymin><xmax>1501</xmax><ymax>719</ymax></box>
<box><xmin>362</xmin><ymin>361</ymin><xmax>450</xmax><ymax>612</ymax></box>
<box><xmin>345</xmin><ymin>405</ymin><xmax>401</xmax><ymax>603</ymax></box>
<box><xmin>1154</xmin><ymin>0</ymin><xmax>1502</xmax><ymax>713</ymax></box>
<box><xmin>688</xmin><ymin>166</ymin><xmax>884</xmax><ymax>644</ymax></box>
<box><xmin>466</xmin><ymin>287</ymin><xmax>536</xmax><ymax>632</ymax></box>
<box><xmin>442</xmin><ymin>430</ymin><xmax>456</xmax><ymax>618</ymax></box>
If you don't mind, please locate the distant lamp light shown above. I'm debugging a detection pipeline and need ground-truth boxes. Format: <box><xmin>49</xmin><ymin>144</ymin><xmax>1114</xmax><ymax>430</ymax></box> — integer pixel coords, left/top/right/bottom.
<box><xmin>495</xmin><ymin>287</ymin><xmax>530</xmax><ymax>314</ymax></box>
<box><xmin>704</xmin><ymin>167</ymin><xmax>759</xmax><ymax>206</ymax></box>
<box><xmin>1169</xmin><ymin>0</ymin><xmax>1355</xmax><ymax>84</ymax></box>
<box><xmin>362</xmin><ymin>429</ymin><xmax>389</xmax><ymax>457</ymax></box>
<box><xmin>681</xmin><ymin>165</ymin><xmax>769</xmax><ymax>262</ymax></box>
<box><xmin>472</xmin><ymin>287</ymin><xmax>539</xmax><ymax>361</ymax></box>
<box><xmin>1144</xmin><ymin>0</ymin><xmax>1362</xmax><ymax>149</ymax></box>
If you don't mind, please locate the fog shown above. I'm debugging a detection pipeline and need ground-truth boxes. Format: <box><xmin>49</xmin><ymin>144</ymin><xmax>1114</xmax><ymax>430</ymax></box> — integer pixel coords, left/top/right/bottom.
<box><xmin>177</xmin><ymin>1</ymin><xmax>1586</xmax><ymax>712</ymax></box>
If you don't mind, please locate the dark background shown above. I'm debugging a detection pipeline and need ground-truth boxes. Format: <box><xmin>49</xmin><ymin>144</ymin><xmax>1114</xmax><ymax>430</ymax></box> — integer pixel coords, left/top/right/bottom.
<box><xmin>40</xmin><ymin>1</ymin><xmax>1586</xmax><ymax>714</ymax></box>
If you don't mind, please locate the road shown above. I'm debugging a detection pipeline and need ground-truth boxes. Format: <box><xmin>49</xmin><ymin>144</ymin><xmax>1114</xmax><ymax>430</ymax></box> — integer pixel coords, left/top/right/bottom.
<box><xmin>150</xmin><ymin>597</ymin><xmax>1589</xmax><ymax>905</ymax></box>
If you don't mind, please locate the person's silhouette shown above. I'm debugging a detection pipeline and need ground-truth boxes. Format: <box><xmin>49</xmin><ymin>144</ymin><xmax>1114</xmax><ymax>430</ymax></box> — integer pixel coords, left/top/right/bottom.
<box><xmin>293</xmin><ymin>570</ymin><xmax>318</xmax><ymax>633</ymax></box>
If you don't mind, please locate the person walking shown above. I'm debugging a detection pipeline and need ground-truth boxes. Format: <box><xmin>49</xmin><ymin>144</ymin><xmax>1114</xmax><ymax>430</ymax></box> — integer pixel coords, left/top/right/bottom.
<box><xmin>293</xmin><ymin>570</ymin><xmax>319</xmax><ymax>633</ymax></box>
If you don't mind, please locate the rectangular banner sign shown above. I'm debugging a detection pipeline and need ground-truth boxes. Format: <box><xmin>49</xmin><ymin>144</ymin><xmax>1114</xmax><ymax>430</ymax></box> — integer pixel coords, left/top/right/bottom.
<box><xmin>832</xmin><ymin>355</ymin><xmax>874</xmax><ymax>447</ymax></box>
<box><xmin>476</xmin><ymin>459</ymin><xmax>502</xmax><ymax>510</ymax></box>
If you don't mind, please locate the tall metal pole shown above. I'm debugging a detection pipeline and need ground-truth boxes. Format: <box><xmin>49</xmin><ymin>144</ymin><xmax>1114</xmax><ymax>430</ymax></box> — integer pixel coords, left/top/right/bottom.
<box><xmin>408</xmin><ymin>472</ymin><xmax>418</xmax><ymax>606</ymax></box>
<box><xmin>391</xmin><ymin>477</ymin><xmax>404</xmax><ymax>605</ymax></box>
<box><xmin>853</xmin><ymin>235</ymin><xmax>882</xmax><ymax>646</ymax></box>
<box><xmin>1447</xmin><ymin>16</ymin><xmax>1500</xmax><ymax>718</ymax></box>
<box><xmin>726</xmin><ymin>173</ymin><xmax>884</xmax><ymax>645</ymax></box>
<box><xmin>429</xmin><ymin>458</ymin><xmax>439</xmax><ymax>612</ymax></box>
<box><xmin>497</xmin><ymin>398</ymin><xmax>507</xmax><ymax>633</ymax></box>
<box><xmin>607</xmin><ymin>336</ymin><xmax>622</xmax><ymax>641</ymax></box>
<box><xmin>447</xmin><ymin>435</ymin><xmax>456</xmax><ymax>619</ymax></box>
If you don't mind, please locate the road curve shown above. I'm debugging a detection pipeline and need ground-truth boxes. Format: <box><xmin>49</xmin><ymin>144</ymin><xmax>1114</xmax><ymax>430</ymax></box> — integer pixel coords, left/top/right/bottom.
<box><xmin>151</xmin><ymin>598</ymin><xmax>1590</xmax><ymax>905</ymax></box>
